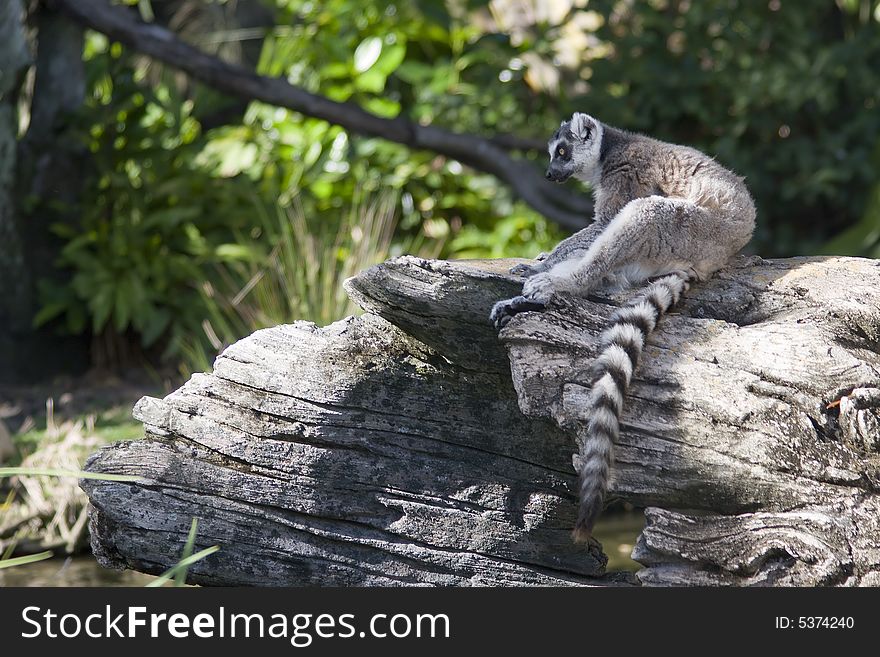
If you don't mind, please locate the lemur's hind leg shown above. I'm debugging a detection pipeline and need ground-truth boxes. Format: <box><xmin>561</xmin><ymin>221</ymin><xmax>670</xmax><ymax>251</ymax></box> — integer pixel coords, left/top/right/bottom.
<box><xmin>521</xmin><ymin>196</ymin><xmax>725</xmax><ymax>304</ymax></box>
<box><xmin>508</xmin><ymin>220</ymin><xmax>607</xmax><ymax>277</ymax></box>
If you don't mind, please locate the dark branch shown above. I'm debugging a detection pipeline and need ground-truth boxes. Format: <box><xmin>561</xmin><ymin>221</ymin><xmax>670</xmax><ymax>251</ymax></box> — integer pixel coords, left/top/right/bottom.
<box><xmin>488</xmin><ymin>134</ymin><xmax>547</xmax><ymax>152</ymax></box>
<box><xmin>51</xmin><ymin>0</ymin><xmax>592</xmax><ymax>230</ymax></box>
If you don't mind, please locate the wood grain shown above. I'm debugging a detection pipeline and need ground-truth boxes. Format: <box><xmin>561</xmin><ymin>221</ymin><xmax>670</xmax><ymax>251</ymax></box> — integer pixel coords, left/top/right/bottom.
<box><xmin>83</xmin><ymin>255</ymin><xmax>880</xmax><ymax>585</ymax></box>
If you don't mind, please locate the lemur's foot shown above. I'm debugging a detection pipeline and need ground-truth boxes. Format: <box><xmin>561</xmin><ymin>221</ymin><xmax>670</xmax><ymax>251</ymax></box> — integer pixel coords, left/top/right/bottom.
<box><xmin>489</xmin><ymin>295</ymin><xmax>547</xmax><ymax>330</ymax></box>
<box><xmin>521</xmin><ymin>272</ymin><xmax>559</xmax><ymax>303</ymax></box>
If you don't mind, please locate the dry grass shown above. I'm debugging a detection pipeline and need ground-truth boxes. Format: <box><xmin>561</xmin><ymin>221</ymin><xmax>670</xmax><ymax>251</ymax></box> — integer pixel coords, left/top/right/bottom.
<box><xmin>178</xmin><ymin>190</ymin><xmax>446</xmax><ymax>373</ymax></box>
<box><xmin>0</xmin><ymin>401</ymin><xmax>106</xmax><ymax>557</ymax></box>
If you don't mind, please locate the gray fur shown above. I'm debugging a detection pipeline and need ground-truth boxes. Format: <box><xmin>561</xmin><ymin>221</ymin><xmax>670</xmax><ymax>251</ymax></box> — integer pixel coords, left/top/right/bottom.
<box><xmin>491</xmin><ymin>112</ymin><xmax>756</xmax><ymax>541</ymax></box>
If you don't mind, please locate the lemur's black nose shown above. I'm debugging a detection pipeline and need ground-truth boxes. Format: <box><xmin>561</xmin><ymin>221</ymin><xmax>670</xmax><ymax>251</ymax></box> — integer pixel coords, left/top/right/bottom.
<box><xmin>545</xmin><ymin>170</ymin><xmax>553</xmax><ymax>180</ymax></box>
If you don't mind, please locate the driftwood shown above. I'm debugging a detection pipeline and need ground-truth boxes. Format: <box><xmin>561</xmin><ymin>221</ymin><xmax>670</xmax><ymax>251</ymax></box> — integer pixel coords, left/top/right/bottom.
<box><xmin>82</xmin><ymin>255</ymin><xmax>880</xmax><ymax>585</ymax></box>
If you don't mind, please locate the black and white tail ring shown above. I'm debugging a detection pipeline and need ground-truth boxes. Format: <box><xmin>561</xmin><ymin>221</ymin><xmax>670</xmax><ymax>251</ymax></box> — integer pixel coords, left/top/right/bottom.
<box><xmin>572</xmin><ymin>270</ymin><xmax>692</xmax><ymax>543</ymax></box>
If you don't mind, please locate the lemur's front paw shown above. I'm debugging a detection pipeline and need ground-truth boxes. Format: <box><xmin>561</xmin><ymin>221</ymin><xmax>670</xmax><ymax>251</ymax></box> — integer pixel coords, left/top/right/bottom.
<box><xmin>521</xmin><ymin>272</ymin><xmax>559</xmax><ymax>304</ymax></box>
<box><xmin>535</xmin><ymin>251</ymin><xmax>550</xmax><ymax>262</ymax></box>
<box><xmin>489</xmin><ymin>296</ymin><xmax>547</xmax><ymax>330</ymax></box>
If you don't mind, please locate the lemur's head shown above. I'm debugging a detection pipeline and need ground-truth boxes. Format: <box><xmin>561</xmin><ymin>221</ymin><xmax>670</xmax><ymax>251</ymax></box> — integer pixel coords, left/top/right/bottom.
<box><xmin>545</xmin><ymin>112</ymin><xmax>603</xmax><ymax>184</ymax></box>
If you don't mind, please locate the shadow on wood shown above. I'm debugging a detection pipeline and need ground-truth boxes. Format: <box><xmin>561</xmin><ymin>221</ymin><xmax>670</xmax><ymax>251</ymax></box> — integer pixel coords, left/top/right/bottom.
<box><xmin>82</xmin><ymin>255</ymin><xmax>880</xmax><ymax>585</ymax></box>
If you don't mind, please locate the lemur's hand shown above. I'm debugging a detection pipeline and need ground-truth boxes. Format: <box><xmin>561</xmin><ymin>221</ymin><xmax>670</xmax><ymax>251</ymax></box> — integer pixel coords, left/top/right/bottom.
<box><xmin>489</xmin><ymin>296</ymin><xmax>547</xmax><ymax>330</ymax></box>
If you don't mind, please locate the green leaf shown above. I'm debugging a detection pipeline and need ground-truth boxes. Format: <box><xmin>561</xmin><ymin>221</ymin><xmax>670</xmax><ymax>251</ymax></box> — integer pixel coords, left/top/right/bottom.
<box><xmin>113</xmin><ymin>281</ymin><xmax>133</xmax><ymax>332</ymax></box>
<box><xmin>362</xmin><ymin>96</ymin><xmax>401</xmax><ymax>118</ymax></box>
<box><xmin>320</xmin><ymin>62</ymin><xmax>350</xmax><ymax>78</ymax></box>
<box><xmin>215</xmin><ymin>243</ymin><xmax>258</xmax><ymax>261</ymax></box>
<box><xmin>90</xmin><ymin>288</ymin><xmax>114</xmax><ymax>332</ymax></box>
<box><xmin>32</xmin><ymin>302</ymin><xmax>68</xmax><ymax>328</ymax></box>
<box><xmin>373</xmin><ymin>42</ymin><xmax>406</xmax><ymax>76</ymax></box>
<box><xmin>354</xmin><ymin>69</ymin><xmax>388</xmax><ymax>93</ymax></box>
<box><xmin>140</xmin><ymin>308</ymin><xmax>171</xmax><ymax>347</ymax></box>
<box><xmin>143</xmin><ymin>206</ymin><xmax>202</xmax><ymax>229</ymax></box>
<box><xmin>394</xmin><ymin>61</ymin><xmax>435</xmax><ymax>84</ymax></box>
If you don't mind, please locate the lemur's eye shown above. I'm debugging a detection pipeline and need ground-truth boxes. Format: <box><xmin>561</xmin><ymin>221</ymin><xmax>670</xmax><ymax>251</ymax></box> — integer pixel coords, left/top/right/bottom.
<box><xmin>557</xmin><ymin>147</ymin><xmax>565</xmax><ymax>156</ymax></box>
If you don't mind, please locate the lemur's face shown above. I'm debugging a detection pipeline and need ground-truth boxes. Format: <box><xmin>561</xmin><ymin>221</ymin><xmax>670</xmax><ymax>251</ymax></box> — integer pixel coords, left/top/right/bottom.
<box><xmin>545</xmin><ymin>112</ymin><xmax>603</xmax><ymax>184</ymax></box>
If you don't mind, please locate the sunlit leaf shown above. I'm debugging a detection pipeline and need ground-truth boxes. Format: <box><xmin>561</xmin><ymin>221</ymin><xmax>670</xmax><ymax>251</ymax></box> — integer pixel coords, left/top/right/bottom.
<box><xmin>353</xmin><ymin>36</ymin><xmax>382</xmax><ymax>73</ymax></box>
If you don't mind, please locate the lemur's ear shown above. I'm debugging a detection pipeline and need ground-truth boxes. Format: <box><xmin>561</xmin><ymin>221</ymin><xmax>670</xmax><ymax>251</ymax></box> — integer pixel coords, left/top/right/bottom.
<box><xmin>570</xmin><ymin>112</ymin><xmax>594</xmax><ymax>141</ymax></box>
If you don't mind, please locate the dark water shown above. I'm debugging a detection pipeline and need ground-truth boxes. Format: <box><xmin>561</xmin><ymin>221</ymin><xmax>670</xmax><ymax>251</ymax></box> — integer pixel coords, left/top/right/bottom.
<box><xmin>0</xmin><ymin>556</ymin><xmax>157</xmax><ymax>587</ymax></box>
<box><xmin>592</xmin><ymin>511</ymin><xmax>645</xmax><ymax>572</ymax></box>
<box><xmin>1</xmin><ymin>513</ymin><xmax>645</xmax><ymax>586</ymax></box>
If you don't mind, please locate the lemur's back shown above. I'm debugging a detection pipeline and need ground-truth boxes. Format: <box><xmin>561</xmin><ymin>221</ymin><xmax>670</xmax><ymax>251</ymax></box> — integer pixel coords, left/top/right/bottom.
<box><xmin>602</xmin><ymin>128</ymin><xmax>755</xmax><ymax>243</ymax></box>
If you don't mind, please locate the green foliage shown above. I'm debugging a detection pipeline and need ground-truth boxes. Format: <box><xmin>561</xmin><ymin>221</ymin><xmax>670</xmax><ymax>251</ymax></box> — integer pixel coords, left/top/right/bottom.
<box><xmin>178</xmin><ymin>189</ymin><xmax>445</xmax><ymax>374</ymax></box>
<box><xmin>450</xmin><ymin>212</ymin><xmax>561</xmax><ymax>259</ymax></box>
<box><xmin>34</xmin><ymin>1</ymin><xmax>880</xmax><ymax>372</ymax></box>
<box><xmin>822</xmin><ymin>181</ymin><xmax>880</xmax><ymax>258</ymax></box>
<box><xmin>822</xmin><ymin>142</ymin><xmax>880</xmax><ymax>257</ymax></box>
<box><xmin>35</xmin><ymin>36</ymin><xmax>259</xmax><ymax>357</ymax></box>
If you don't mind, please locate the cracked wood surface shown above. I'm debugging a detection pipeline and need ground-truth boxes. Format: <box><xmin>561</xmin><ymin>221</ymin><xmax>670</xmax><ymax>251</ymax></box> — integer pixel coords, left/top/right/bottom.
<box><xmin>83</xmin><ymin>255</ymin><xmax>880</xmax><ymax>585</ymax></box>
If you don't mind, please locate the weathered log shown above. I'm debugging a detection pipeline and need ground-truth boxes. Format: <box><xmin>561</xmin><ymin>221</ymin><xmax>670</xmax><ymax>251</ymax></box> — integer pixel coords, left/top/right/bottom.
<box><xmin>82</xmin><ymin>255</ymin><xmax>880</xmax><ymax>585</ymax></box>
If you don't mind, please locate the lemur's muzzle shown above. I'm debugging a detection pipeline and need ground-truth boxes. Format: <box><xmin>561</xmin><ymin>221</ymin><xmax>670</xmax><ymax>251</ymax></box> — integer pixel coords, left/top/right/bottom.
<box><xmin>545</xmin><ymin>167</ymin><xmax>572</xmax><ymax>183</ymax></box>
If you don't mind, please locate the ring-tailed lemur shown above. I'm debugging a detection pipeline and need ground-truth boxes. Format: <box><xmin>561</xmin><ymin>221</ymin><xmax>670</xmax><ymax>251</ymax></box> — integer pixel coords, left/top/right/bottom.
<box><xmin>490</xmin><ymin>113</ymin><xmax>756</xmax><ymax>543</ymax></box>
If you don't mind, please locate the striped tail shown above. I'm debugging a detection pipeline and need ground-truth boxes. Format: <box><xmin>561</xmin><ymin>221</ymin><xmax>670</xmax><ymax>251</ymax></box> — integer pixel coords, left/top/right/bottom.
<box><xmin>572</xmin><ymin>270</ymin><xmax>692</xmax><ymax>543</ymax></box>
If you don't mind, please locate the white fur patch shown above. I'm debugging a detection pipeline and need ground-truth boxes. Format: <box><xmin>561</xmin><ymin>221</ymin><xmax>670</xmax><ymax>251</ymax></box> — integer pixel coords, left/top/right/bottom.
<box><xmin>630</xmin><ymin>300</ymin><xmax>660</xmax><ymax>328</ymax></box>
<box><xmin>646</xmin><ymin>285</ymin><xmax>673</xmax><ymax>312</ymax></box>
<box><xmin>591</xmin><ymin>373</ymin><xmax>623</xmax><ymax>412</ymax></box>
<box><xmin>606</xmin><ymin>262</ymin><xmax>653</xmax><ymax>290</ymax></box>
<box><xmin>655</xmin><ymin>273</ymin><xmax>689</xmax><ymax>303</ymax></box>
<box><xmin>561</xmin><ymin>200</ymin><xmax>638</xmax><ymax>282</ymax></box>
<box><xmin>547</xmin><ymin>258</ymin><xmax>581</xmax><ymax>279</ymax></box>
<box><xmin>595</xmin><ymin>344</ymin><xmax>633</xmax><ymax>384</ymax></box>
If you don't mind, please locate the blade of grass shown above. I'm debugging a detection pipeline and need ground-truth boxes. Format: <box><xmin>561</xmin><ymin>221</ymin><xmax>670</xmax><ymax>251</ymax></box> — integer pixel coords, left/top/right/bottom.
<box><xmin>145</xmin><ymin>546</ymin><xmax>220</xmax><ymax>588</ymax></box>
<box><xmin>0</xmin><ymin>467</ymin><xmax>143</xmax><ymax>482</ymax></box>
<box><xmin>0</xmin><ymin>551</ymin><xmax>54</xmax><ymax>570</ymax></box>
<box><xmin>175</xmin><ymin>518</ymin><xmax>199</xmax><ymax>587</ymax></box>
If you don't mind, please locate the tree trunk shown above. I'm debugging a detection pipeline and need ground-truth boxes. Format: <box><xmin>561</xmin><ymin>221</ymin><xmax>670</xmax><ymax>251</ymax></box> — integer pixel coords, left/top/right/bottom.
<box><xmin>0</xmin><ymin>3</ymin><xmax>90</xmax><ymax>382</ymax></box>
<box><xmin>0</xmin><ymin>0</ymin><xmax>33</xmax><ymax>381</ymax></box>
<box><xmin>82</xmin><ymin>256</ymin><xmax>880</xmax><ymax>586</ymax></box>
